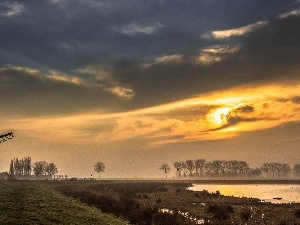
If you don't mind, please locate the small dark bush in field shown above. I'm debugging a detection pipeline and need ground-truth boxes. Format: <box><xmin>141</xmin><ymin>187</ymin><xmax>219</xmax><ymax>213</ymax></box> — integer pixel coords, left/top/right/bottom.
<box><xmin>143</xmin><ymin>194</ymin><xmax>149</xmax><ymax>199</ymax></box>
<box><xmin>240</xmin><ymin>209</ymin><xmax>251</xmax><ymax>221</ymax></box>
<box><xmin>294</xmin><ymin>209</ymin><xmax>300</xmax><ymax>218</ymax></box>
<box><xmin>207</xmin><ymin>204</ymin><xmax>234</xmax><ymax>220</ymax></box>
<box><xmin>278</xmin><ymin>220</ymin><xmax>289</xmax><ymax>225</ymax></box>
<box><xmin>211</xmin><ymin>190</ymin><xmax>221</xmax><ymax>197</ymax></box>
<box><xmin>158</xmin><ymin>186</ymin><xmax>168</xmax><ymax>192</ymax></box>
<box><xmin>156</xmin><ymin>197</ymin><xmax>162</xmax><ymax>203</ymax></box>
<box><xmin>153</xmin><ymin>211</ymin><xmax>192</xmax><ymax>225</ymax></box>
<box><xmin>176</xmin><ymin>188</ymin><xmax>181</xmax><ymax>193</ymax></box>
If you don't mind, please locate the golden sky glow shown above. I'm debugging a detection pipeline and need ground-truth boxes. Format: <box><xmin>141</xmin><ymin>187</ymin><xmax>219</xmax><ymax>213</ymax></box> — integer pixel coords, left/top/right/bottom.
<box><xmin>4</xmin><ymin>82</ymin><xmax>299</xmax><ymax>148</ymax></box>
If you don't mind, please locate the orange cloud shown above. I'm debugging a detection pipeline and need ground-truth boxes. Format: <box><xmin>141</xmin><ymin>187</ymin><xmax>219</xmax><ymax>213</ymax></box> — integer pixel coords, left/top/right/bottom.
<box><xmin>5</xmin><ymin>82</ymin><xmax>300</xmax><ymax>147</ymax></box>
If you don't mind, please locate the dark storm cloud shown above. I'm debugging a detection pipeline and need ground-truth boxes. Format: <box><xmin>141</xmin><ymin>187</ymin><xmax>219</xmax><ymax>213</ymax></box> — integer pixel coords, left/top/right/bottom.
<box><xmin>0</xmin><ymin>0</ymin><xmax>296</xmax><ymax>69</ymax></box>
<box><xmin>1</xmin><ymin>0</ymin><xmax>299</xmax><ymax>115</ymax></box>
<box><xmin>104</xmin><ymin>16</ymin><xmax>300</xmax><ymax>110</ymax></box>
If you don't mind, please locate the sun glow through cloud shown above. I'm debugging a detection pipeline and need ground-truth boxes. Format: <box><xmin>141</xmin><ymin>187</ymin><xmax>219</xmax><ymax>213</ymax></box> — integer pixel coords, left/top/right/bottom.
<box><xmin>4</xmin><ymin>82</ymin><xmax>300</xmax><ymax>147</ymax></box>
<box><xmin>207</xmin><ymin>107</ymin><xmax>231</xmax><ymax>127</ymax></box>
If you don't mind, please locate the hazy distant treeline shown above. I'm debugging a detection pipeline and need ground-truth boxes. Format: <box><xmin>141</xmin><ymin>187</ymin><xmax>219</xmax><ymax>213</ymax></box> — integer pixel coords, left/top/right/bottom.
<box><xmin>9</xmin><ymin>157</ymin><xmax>58</xmax><ymax>177</ymax></box>
<box><xmin>170</xmin><ymin>159</ymin><xmax>300</xmax><ymax>178</ymax></box>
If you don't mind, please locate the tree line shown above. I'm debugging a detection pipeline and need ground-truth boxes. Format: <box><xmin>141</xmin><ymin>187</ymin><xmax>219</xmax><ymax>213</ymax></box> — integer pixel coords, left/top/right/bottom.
<box><xmin>9</xmin><ymin>157</ymin><xmax>58</xmax><ymax>177</ymax></box>
<box><xmin>160</xmin><ymin>159</ymin><xmax>300</xmax><ymax>178</ymax></box>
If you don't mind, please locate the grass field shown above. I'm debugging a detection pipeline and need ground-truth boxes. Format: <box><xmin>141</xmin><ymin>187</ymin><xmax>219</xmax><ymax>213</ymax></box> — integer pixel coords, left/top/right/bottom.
<box><xmin>1</xmin><ymin>180</ymin><xmax>300</xmax><ymax>224</ymax></box>
<box><xmin>0</xmin><ymin>181</ymin><xmax>130</xmax><ymax>225</ymax></box>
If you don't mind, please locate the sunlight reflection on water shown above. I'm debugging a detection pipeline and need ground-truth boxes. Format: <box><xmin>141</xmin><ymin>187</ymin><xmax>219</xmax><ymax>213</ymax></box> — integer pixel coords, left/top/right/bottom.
<box><xmin>189</xmin><ymin>184</ymin><xmax>300</xmax><ymax>203</ymax></box>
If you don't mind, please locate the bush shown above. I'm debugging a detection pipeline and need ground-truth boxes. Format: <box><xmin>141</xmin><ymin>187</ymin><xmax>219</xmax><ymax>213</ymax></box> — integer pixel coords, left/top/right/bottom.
<box><xmin>240</xmin><ymin>209</ymin><xmax>251</xmax><ymax>221</ymax></box>
<box><xmin>294</xmin><ymin>209</ymin><xmax>300</xmax><ymax>218</ymax></box>
<box><xmin>207</xmin><ymin>204</ymin><xmax>234</xmax><ymax>220</ymax></box>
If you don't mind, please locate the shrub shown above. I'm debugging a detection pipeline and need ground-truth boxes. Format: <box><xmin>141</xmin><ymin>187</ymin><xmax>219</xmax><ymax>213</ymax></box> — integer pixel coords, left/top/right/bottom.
<box><xmin>294</xmin><ymin>209</ymin><xmax>300</xmax><ymax>218</ymax></box>
<box><xmin>240</xmin><ymin>209</ymin><xmax>251</xmax><ymax>221</ymax></box>
<box><xmin>207</xmin><ymin>204</ymin><xmax>234</xmax><ymax>220</ymax></box>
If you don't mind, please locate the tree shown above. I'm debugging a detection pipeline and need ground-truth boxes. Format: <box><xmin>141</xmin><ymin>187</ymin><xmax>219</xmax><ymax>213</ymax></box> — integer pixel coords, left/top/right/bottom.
<box><xmin>281</xmin><ymin>163</ymin><xmax>291</xmax><ymax>177</ymax></box>
<box><xmin>23</xmin><ymin>157</ymin><xmax>32</xmax><ymax>175</ymax></box>
<box><xmin>293</xmin><ymin>164</ymin><xmax>300</xmax><ymax>177</ymax></box>
<box><xmin>211</xmin><ymin>160</ymin><xmax>223</xmax><ymax>177</ymax></box>
<box><xmin>185</xmin><ymin>160</ymin><xmax>195</xmax><ymax>176</ymax></box>
<box><xmin>94</xmin><ymin>162</ymin><xmax>105</xmax><ymax>177</ymax></box>
<box><xmin>9</xmin><ymin>160</ymin><xmax>14</xmax><ymax>178</ymax></box>
<box><xmin>261</xmin><ymin>163</ymin><xmax>271</xmax><ymax>177</ymax></box>
<box><xmin>248</xmin><ymin>168</ymin><xmax>262</xmax><ymax>177</ymax></box>
<box><xmin>160</xmin><ymin>163</ymin><xmax>170</xmax><ymax>178</ymax></box>
<box><xmin>45</xmin><ymin>163</ymin><xmax>58</xmax><ymax>176</ymax></box>
<box><xmin>13</xmin><ymin>158</ymin><xmax>22</xmax><ymax>175</ymax></box>
<box><xmin>237</xmin><ymin>161</ymin><xmax>250</xmax><ymax>176</ymax></box>
<box><xmin>194</xmin><ymin>159</ymin><xmax>206</xmax><ymax>177</ymax></box>
<box><xmin>227</xmin><ymin>160</ymin><xmax>239</xmax><ymax>177</ymax></box>
<box><xmin>33</xmin><ymin>161</ymin><xmax>48</xmax><ymax>176</ymax></box>
<box><xmin>173</xmin><ymin>161</ymin><xmax>184</xmax><ymax>178</ymax></box>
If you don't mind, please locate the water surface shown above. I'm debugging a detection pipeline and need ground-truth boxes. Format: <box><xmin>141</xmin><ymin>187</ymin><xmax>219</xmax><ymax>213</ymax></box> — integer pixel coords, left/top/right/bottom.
<box><xmin>189</xmin><ymin>184</ymin><xmax>300</xmax><ymax>203</ymax></box>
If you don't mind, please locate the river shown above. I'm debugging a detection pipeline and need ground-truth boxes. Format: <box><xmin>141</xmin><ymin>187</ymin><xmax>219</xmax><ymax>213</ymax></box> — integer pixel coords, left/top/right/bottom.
<box><xmin>189</xmin><ymin>184</ymin><xmax>300</xmax><ymax>203</ymax></box>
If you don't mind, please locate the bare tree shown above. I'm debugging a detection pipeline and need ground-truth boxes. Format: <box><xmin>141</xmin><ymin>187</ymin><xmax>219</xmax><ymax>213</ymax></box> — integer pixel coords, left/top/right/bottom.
<box><xmin>94</xmin><ymin>162</ymin><xmax>105</xmax><ymax>177</ymax></box>
<box><xmin>9</xmin><ymin>160</ymin><xmax>14</xmax><ymax>178</ymax></box>
<box><xmin>261</xmin><ymin>163</ymin><xmax>271</xmax><ymax>177</ymax></box>
<box><xmin>33</xmin><ymin>161</ymin><xmax>48</xmax><ymax>176</ymax></box>
<box><xmin>174</xmin><ymin>161</ymin><xmax>184</xmax><ymax>178</ymax></box>
<box><xmin>281</xmin><ymin>163</ymin><xmax>291</xmax><ymax>177</ymax></box>
<box><xmin>160</xmin><ymin>163</ymin><xmax>170</xmax><ymax>178</ymax></box>
<box><xmin>293</xmin><ymin>164</ymin><xmax>300</xmax><ymax>177</ymax></box>
<box><xmin>185</xmin><ymin>160</ymin><xmax>195</xmax><ymax>176</ymax></box>
<box><xmin>237</xmin><ymin>161</ymin><xmax>250</xmax><ymax>176</ymax></box>
<box><xmin>211</xmin><ymin>160</ymin><xmax>223</xmax><ymax>177</ymax></box>
<box><xmin>45</xmin><ymin>163</ymin><xmax>58</xmax><ymax>176</ymax></box>
<box><xmin>194</xmin><ymin>159</ymin><xmax>206</xmax><ymax>177</ymax></box>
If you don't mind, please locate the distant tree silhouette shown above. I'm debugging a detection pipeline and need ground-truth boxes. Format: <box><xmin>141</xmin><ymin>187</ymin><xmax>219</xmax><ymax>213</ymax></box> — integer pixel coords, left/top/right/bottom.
<box><xmin>160</xmin><ymin>163</ymin><xmax>170</xmax><ymax>178</ymax></box>
<box><xmin>173</xmin><ymin>161</ymin><xmax>184</xmax><ymax>178</ymax></box>
<box><xmin>293</xmin><ymin>164</ymin><xmax>300</xmax><ymax>176</ymax></box>
<box><xmin>185</xmin><ymin>160</ymin><xmax>195</xmax><ymax>176</ymax></box>
<box><xmin>94</xmin><ymin>162</ymin><xmax>105</xmax><ymax>177</ymax></box>
<box><xmin>194</xmin><ymin>159</ymin><xmax>206</xmax><ymax>177</ymax></box>
<box><xmin>45</xmin><ymin>163</ymin><xmax>58</xmax><ymax>176</ymax></box>
<box><xmin>23</xmin><ymin>157</ymin><xmax>32</xmax><ymax>175</ymax></box>
<box><xmin>33</xmin><ymin>161</ymin><xmax>48</xmax><ymax>176</ymax></box>
<box><xmin>281</xmin><ymin>163</ymin><xmax>291</xmax><ymax>177</ymax></box>
<box><xmin>9</xmin><ymin>160</ymin><xmax>14</xmax><ymax>178</ymax></box>
<box><xmin>261</xmin><ymin>163</ymin><xmax>271</xmax><ymax>177</ymax></box>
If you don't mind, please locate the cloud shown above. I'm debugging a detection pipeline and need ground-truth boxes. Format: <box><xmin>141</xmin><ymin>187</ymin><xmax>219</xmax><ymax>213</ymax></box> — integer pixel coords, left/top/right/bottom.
<box><xmin>197</xmin><ymin>45</ymin><xmax>241</xmax><ymax>65</ymax></box>
<box><xmin>7</xmin><ymin>83</ymin><xmax>299</xmax><ymax>147</ymax></box>
<box><xmin>0</xmin><ymin>1</ymin><xmax>24</xmax><ymax>17</ymax></box>
<box><xmin>278</xmin><ymin>9</ymin><xmax>300</xmax><ymax>19</ymax></box>
<box><xmin>212</xmin><ymin>21</ymin><xmax>269</xmax><ymax>39</ymax></box>
<box><xmin>0</xmin><ymin>66</ymin><xmax>132</xmax><ymax>117</ymax></box>
<box><xmin>115</xmin><ymin>23</ymin><xmax>163</xmax><ymax>36</ymax></box>
<box><xmin>142</xmin><ymin>54</ymin><xmax>184</xmax><ymax>68</ymax></box>
<box><xmin>106</xmin><ymin>86</ymin><xmax>135</xmax><ymax>99</ymax></box>
<box><xmin>76</xmin><ymin>65</ymin><xmax>135</xmax><ymax>99</ymax></box>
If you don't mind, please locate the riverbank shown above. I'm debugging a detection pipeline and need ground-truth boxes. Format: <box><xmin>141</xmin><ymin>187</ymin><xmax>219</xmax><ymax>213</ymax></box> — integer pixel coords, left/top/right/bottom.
<box><xmin>1</xmin><ymin>180</ymin><xmax>300</xmax><ymax>224</ymax></box>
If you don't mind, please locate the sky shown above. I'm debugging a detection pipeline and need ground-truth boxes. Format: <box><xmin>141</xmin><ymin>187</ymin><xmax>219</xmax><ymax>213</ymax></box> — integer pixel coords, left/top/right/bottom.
<box><xmin>0</xmin><ymin>0</ymin><xmax>299</xmax><ymax>178</ymax></box>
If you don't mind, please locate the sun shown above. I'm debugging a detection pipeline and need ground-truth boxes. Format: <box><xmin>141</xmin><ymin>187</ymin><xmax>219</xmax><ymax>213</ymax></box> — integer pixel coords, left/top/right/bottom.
<box><xmin>207</xmin><ymin>107</ymin><xmax>231</xmax><ymax>127</ymax></box>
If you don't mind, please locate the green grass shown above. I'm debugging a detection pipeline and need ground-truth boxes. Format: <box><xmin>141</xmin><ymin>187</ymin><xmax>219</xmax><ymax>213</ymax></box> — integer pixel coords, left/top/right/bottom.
<box><xmin>0</xmin><ymin>181</ymin><xmax>130</xmax><ymax>225</ymax></box>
